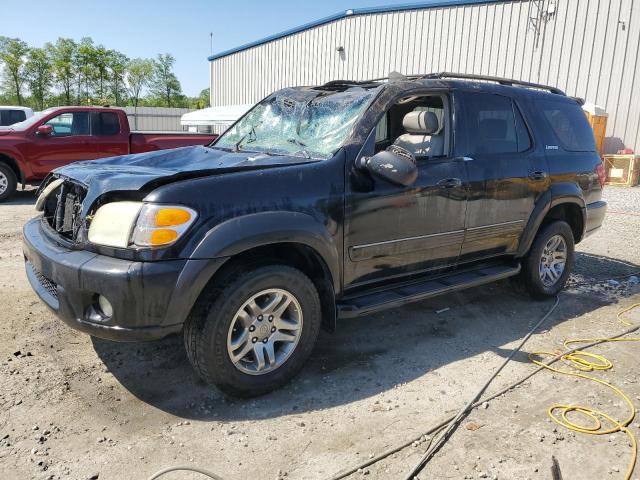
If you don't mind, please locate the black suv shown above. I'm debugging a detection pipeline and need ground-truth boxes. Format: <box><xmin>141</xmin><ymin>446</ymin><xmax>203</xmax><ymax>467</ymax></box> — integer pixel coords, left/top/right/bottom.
<box><xmin>23</xmin><ymin>73</ymin><xmax>607</xmax><ymax>397</ymax></box>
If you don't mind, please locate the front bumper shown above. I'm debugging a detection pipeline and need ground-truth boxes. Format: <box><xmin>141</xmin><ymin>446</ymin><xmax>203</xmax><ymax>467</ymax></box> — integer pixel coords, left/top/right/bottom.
<box><xmin>584</xmin><ymin>200</ymin><xmax>607</xmax><ymax>238</ymax></box>
<box><xmin>22</xmin><ymin>217</ymin><xmax>225</xmax><ymax>342</ymax></box>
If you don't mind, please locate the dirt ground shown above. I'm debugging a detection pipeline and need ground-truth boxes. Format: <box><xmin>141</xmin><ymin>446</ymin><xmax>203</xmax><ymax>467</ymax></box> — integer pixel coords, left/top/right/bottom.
<box><xmin>1</xmin><ymin>186</ymin><xmax>640</xmax><ymax>480</ymax></box>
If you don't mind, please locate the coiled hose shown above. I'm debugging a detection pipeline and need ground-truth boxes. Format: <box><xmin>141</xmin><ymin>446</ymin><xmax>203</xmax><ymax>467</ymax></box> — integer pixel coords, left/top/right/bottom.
<box><xmin>528</xmin><ymin>302</ymin><xmax>640</xmax><ymax>480</ymax></box>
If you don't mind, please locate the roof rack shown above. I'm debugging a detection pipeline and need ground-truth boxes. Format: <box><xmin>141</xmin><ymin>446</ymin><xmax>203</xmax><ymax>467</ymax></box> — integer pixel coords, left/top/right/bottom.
<box><xmin>321</xmin><ymin>79</ymin><xmax>379</xmax><ymax>87</ymax></box>
<box><xmin>320</xmin><ymin>72</ymin><xmax>425</xmax><ymax>88</ymax></box>
<box><xmin>320</xmin><ymin>73</ymin><xmax>566</xmax><ymax>97</ymax></box>
<box><xmin>317</xmin><ymin>79</ymin><xmax>388</xmax><ymax>91</ymax></box>
<box><xmin>420</xmin><ymin>72</ymin><xmax>566</xmax><ymax>95</ymax></box>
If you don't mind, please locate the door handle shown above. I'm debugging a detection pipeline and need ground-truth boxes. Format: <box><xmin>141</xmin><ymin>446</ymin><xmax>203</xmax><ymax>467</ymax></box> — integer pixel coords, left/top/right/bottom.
<box><xmin>437</xmin><ymin>178</ymin><xmax>462</xmax><ymax>188</ymax></box>
<box><xmin>529</xmin><ymin>171</ymin><xmax>548</xmax><ymax>181</ymax></box>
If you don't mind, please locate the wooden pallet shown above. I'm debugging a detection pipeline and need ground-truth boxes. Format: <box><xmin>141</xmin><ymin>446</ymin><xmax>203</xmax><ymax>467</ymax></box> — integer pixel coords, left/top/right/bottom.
<box><xmin>603</xmin><ymin>154</ymin><xmax>640</xmax><ymax>187</ymax></box>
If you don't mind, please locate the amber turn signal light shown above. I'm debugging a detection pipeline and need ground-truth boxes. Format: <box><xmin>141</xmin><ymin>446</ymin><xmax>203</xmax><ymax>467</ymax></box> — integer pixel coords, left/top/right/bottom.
<box><xmin>150</xmin><ymin>229</ymin><xmax>179</xmax><ymax>245</ymax></box>
<box><xmin>155</xmin><ymin>208</ymin><xmax>192</xmax><ymax>227</ymax></box>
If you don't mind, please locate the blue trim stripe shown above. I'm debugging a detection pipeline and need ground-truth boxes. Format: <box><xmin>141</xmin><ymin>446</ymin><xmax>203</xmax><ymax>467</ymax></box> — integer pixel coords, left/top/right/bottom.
<box><xmin>208</xmin><ymin>0</ymin><xmax>505</xmax><ymax>61</ymax></box>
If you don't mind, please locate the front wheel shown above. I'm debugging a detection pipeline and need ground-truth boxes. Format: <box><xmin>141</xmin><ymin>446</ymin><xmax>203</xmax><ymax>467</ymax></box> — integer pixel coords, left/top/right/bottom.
<box><xmin>521</xmin><ymin>220</ymin><xmax>575</xmax><ymax>299</ymax></box>
<box><xmin>184</xmin><ymin>264</ymin><xmax>321</xmax><ymax>397</ymax></box>
<box><xmin>0</xmin><ymin>164</ymin><xmax>17</xmax><ymax>202</ymax></box>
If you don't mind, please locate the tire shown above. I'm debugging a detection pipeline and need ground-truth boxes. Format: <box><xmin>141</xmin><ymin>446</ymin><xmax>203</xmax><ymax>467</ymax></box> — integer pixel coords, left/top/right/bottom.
<box><xmin>521</xmin><ymin>220</ymin><xmax>575</xmax><ymax>299</ymax></box>
<box><xmin>184</xmin><ymin>264</ymin><xmax>322</xmax><ymax>397</ymax></box>
<box><xmin>0</xmin><ymin>163</ymin><xmax>17</xmax><ymax>202</ymax></box>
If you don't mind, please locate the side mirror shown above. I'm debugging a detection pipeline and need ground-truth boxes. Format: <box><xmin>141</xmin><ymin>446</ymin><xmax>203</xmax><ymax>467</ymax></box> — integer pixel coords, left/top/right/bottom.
<box><xmin>36</xmin><ymin>124</ymin><xmax>53</xmax><ymax>136</ymax></box>
<box><xmin>358</xmin><ymin>146</ymin><xmax>418</xmax><ymax>187</ymax></box>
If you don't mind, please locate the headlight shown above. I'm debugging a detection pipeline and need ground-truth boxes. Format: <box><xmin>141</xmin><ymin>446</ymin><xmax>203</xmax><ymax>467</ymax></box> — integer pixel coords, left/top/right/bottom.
<box><xmin>87</xmin><ymin>201</ymin><xmax>142</xmax><ymax>248</ymax></box>
<box><xmin>88</xmin><ymin>202</ymin><xmax>197</xmax><ymax>248</ymax></box>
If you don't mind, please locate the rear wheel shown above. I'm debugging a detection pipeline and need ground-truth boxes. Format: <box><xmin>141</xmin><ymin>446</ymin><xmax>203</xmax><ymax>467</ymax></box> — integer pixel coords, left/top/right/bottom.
<box><xmin>0</xmin><ymin>164</ymin><xmax>17</xmax><ymax>202</ymax></box>
<box><xmin>184</xmin><ymin>264</ymin><xmax>321</xmax><ymax>397</ymax></box>
<box><xmin>521</xmin><ymin>220</ymin><xmax>575</xmax><ymax>299</ymax></box>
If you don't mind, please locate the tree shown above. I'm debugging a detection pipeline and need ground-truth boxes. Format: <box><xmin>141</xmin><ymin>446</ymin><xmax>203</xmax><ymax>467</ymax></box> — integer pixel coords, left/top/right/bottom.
<box><xmin>126</xmin><ymin>58</ymin><xmax>153</xmax><ymax>108</ymax></box>
<box><xmin>25</xmin><ymin>47</ymin><xmax>53</xmax><ymax>110</ymax></box>
<box><xmin>0</xmin><ymin>36</ymin><xmax>29</xmax><ymax>104</ymax></box>
<box><xmin>75</xmin><ymin>37</ymin><xmax>97</xmax><ymax>104</ymax></box>
<box><xmin>93</xmin><ymin>45</ymin><xmax>112</xmax><ymax>102</ymax></box>
<box><xmin>195</xmin><ymin>88</ymin><xmax>210</xmax><ymax>109</ymax></box>
<box><xmin>0</xmin><ymin>35</ymin><xmax>193</xmax><ymax>109</ymax></box>
<box><xmin>49</xmin><ymin>38</ymin><xmax>77</xmax><ymax>105</ymax></box>
<box><xmin>150</xmin><ymin>53</ymin><xmax>182</xmax><ymax>107</ymax></box>
<box><xmin>108</xmin><ymin>51</ymin><xmax>129</xmax><ymax>106</ymax></box>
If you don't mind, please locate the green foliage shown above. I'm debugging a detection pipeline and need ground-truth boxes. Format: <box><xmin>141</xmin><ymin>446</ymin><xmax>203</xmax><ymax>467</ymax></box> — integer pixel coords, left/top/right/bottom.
<box><xmin>48</xmin><ymin>38</ymin><xmax>77</xmax><ymax>105</ymax></box>
<box><xmin>109</xmin><ymin>51</ymin><xmax>129</xmax><ymax>106</ymax></box>
<box><xmin>126</xmin><ymin>58</ymin><xmax>154</xmax><ymax>108</ymax></box>
<box><xmin>150</xmin><ymin>53</ymin><xmax>183</xmax><ymax>107</ymax></box>
<box><xmin>24</xmin><ymin>47</ymin><xmax>52</xmax><ymax>110</ymax></box>
<box><xmin>0</xmin><ymin>36</ymin><xmax>205</xmax><ymax>110</ymax></box>
<box><xmin>75</xmin><ymin>37</ymin><xmax>97</xmax><ymax>105</ymax></box>
<box><xmin>193</xmin><ymin>88</ymin><xmax>210</xmax><ymax>109</ymax></box>
<box><xmin>92</xmin><ymin>45</ymin><xmax>112</xmax><ymax>102</ymax></box>
<box><xmin>0</xmin><ymin>36</ymin><xmax>29</xmax><ymax>104</ymax></box>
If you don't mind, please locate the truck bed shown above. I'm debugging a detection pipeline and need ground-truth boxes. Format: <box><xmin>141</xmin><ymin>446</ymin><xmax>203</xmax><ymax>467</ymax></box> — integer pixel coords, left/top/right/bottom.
<box><xmin>130</xmin><ymin>131</ymin><xmax>217</xmax><ymax>153</ymax></box>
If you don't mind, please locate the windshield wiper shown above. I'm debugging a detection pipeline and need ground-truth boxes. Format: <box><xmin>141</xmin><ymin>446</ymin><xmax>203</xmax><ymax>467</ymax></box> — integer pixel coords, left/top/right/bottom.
<box><xmin>234</xmin><ymin>123</ymin><xmax>260</xmax><ymax>152</ymax></box>
<box><xmin>233</xmin><ymin>132</ymin><xmax>249</xmax><ymax>152</ymax></box>
<box><xmin>287</xmin><ymin>138</ymin><xmax>311</xmax><ymax>159</ymax></box>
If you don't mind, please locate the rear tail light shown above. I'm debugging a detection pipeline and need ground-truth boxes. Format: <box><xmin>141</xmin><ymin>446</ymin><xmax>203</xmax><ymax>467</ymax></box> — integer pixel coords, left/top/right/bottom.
<box><xmin>595</xmin><ymin>162</ymin><xmax>606</xmax><ymax>187</ymax></box>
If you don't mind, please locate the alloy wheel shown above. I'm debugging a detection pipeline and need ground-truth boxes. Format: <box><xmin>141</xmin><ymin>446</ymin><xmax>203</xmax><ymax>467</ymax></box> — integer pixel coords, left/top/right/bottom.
<box><xmin>0</xmin><ymin>171</ymin><xmax>8</xmax><ymax>195</ymax></box>
<box><xmin>539</xmin><ymin>234</ymin><xmax>567</xmax><ymax>287</ymax></box>
<box><xmin>226</xmin><ymin>288</ymin><xmax>303</xmax><ymax>375</ymax></box>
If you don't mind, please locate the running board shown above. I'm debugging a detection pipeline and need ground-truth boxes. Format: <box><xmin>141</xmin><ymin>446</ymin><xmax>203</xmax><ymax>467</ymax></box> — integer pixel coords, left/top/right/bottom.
<box><xmin>337</xmin><ymin>263</ymin><xmax>521</xmax><ymax>318</ymax></box>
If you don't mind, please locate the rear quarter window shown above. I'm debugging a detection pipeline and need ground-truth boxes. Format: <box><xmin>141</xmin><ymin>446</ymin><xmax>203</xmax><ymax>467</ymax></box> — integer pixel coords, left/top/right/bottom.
<box><xmin>541</xmin><ymin>101</ymin><xmax>596</xmax><ymax>152</ymax></box>
<box><xmin>0</xmin><ymin>109</ymin><xmax>26</xmax><ymax>126</ymax></box>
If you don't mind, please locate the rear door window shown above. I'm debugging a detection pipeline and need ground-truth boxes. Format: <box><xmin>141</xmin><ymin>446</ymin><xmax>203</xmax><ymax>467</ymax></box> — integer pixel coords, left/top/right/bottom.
<box><xmin>462</xmin><ymin>93</ymin><xmax>527</xmax><ymax>155</ymax></box>
<box><xmin>541</xmin><ymin>102</ymin><xmax>596</xmax><ymax>152</ymax></box>
<box><xmin>91</xmin><ymin>112</ymin><xmax>121</xmax><ymax>136</ymax></box>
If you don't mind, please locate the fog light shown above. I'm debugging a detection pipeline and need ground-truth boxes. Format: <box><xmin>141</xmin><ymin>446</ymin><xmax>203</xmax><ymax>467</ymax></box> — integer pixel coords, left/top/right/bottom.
<box><xmin>97</xmin><ymin>295</ymin><xmax>113</xmax><ymax>318</ymax></box>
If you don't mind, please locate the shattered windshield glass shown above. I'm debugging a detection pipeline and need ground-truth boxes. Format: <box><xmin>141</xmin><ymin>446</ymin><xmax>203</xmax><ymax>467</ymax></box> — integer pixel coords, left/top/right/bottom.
<box><xmin>214</xmin><ymin>87</ymin><xmax>378</xmax><ymax>159</ymax></box>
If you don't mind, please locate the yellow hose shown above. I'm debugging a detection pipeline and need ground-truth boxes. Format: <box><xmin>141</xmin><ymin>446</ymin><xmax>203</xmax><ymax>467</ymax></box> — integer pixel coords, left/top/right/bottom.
<box><xmin>529</xmin><ymin>303</ymin><xmax>640</xmax><ymax>480</ymax></box>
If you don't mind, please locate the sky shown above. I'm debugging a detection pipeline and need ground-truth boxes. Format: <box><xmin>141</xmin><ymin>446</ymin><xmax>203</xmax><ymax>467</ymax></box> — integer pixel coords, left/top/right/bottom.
<box><xmin>2</xmin><ymin>0</ymin><xmax>425</xmax><ymax>96</ymax></box>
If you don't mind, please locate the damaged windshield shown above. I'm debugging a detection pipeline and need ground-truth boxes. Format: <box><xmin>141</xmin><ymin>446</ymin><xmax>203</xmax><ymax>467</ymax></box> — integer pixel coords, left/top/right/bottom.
<box><xmin>213</xmin><ymin>87</ymin><xmax>378</xmax><ymax>159</ymax></box>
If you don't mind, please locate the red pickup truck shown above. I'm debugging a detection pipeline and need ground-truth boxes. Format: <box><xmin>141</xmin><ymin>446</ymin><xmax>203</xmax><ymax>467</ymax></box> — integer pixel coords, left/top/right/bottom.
<box><xmin>0</xmin><ymin>106</ymin><xmax>217</xmax><ymax>201</ymax></box>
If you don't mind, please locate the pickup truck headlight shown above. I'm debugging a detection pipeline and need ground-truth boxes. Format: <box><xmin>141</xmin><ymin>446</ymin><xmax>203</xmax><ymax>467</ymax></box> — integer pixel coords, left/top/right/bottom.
<box><xmin>88</xmin><ymin>202</ymin><xmax>197</xmax><ymax>248</ymax></box>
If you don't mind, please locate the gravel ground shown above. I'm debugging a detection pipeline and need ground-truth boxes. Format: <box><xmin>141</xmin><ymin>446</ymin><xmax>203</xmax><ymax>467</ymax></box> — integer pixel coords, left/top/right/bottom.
<box><xmin>0</xmin><ymin>186</ymin><xmax>639</xmax><ymax>480</ymax></box>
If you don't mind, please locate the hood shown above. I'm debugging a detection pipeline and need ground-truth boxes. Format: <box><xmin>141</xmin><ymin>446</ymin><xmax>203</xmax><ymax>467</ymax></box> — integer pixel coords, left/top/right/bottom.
<box><xmin>51</xmin><ymin>145</ymin><xmax>319</xmax><ymax>201</ymax></box>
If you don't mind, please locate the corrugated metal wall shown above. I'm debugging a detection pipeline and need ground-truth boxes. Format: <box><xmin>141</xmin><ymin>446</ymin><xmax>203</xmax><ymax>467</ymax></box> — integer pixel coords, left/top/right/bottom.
<box><xmin>210</xmin><ymin>0</ymin><xmax>640</xmax><ymax>154</ymax></box>
<box><xmin>120</xmin><ymin>106</ymin><xmax>194</xmax><ymax>131</ymax></box>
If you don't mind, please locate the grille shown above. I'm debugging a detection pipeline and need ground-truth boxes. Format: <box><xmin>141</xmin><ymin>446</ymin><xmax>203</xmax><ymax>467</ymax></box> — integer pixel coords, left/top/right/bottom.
<box><xmin>30</xmin><ymin>263</ymin><xmax>58</xmax><ymax>299</ymax></box>
<box><xmin>43</xmin><ymin>180</ymin><xmax>87</xmax><ymax>241</ymax></box>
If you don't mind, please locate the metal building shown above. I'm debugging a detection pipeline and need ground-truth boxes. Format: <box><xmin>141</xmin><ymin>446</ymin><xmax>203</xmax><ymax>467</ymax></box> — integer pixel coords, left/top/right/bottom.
<box><xmin>120</xmin><ymin>106</ymin><xmax>194</xmax><ymax>131</ymax></box>
<box><xmin>209</xmin><ymin>0</ymin><xmax>640</xmax><ymax>153</ymax></box>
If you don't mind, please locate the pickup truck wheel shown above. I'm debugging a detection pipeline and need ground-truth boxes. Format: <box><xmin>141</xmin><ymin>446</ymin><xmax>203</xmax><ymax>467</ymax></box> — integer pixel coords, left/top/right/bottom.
<box><xmin>184</xmin><ymin>265</ymin><xmax>321</xmax><ymax>397</ymax></box>
<box><xmin>0</xmin><ymin>164</ymin><xmax>17</xmax><ymax>202</ymax></box>
<box><xmin>521</xmin><ymin>221</ymin><xmax>574</xmax><ymax>299</ymax></box>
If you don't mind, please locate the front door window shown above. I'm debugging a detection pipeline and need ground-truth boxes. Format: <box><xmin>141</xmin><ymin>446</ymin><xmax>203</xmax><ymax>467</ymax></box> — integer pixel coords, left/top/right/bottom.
<box><xmin>45</xmin><ymin>112</ymin><xmax>90</xmax><ymax>137</ymax></box>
